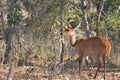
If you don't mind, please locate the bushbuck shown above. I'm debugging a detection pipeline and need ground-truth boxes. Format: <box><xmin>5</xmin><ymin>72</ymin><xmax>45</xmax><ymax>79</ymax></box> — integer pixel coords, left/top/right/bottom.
<box><xmin>62</xmin><ymin>24</ymin><xmax>111</xmax><ymax>79</ymax></box>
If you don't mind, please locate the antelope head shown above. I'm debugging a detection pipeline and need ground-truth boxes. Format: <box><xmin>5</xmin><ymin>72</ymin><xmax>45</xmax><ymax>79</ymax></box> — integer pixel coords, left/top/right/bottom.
<box><xmin>62</xmin><ymin>24</ymin><xmax>76</xmax><ymax>36</ymax></box>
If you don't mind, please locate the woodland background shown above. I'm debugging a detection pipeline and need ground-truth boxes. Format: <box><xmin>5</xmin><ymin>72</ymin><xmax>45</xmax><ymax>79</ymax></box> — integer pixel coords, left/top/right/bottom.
<box><xmin>0</xmin><ymin>0</ymin><xmax>120</xmax><ymax>80</ymax></box>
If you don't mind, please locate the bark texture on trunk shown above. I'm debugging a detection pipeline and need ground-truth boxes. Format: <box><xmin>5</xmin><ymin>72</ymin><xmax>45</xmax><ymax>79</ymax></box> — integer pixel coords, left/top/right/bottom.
<box><xmin>60</xmin><ymin>0</ymin><xmax>64</xmax><ymax>63</ymax></box>
<box><xmin>81</xmin><ymin>0</ymin><xmax>91</xmax><ymax>37</ymax></box>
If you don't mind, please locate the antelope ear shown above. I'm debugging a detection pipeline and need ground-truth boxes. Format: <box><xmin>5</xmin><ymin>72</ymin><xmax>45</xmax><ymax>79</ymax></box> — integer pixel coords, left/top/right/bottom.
<box><xmin>67</xmin><ymin>24</ymin><xmax>73</xmax><ymax>28</ymax></box>
<box><xmin>74</xmin><ymin>23</ymin><xmax>81</xmax><ymax>30</ymax></box>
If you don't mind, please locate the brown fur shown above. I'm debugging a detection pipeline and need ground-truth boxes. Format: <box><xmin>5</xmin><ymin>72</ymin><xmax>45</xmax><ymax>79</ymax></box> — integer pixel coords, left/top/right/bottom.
<box><xmin>63</xmin><ymin>24</ymin><xmax>111</xmax><ymax>79</ymax></box>
<box><xmin>75</xmin><ymin>36</ymin><xmax>111</xmax><ymax>57</ymax></box>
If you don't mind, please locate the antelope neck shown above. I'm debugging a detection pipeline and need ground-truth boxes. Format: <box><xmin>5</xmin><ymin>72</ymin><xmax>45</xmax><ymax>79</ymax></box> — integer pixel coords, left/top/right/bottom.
<box><xmin>70</xmin><ymin>34</ymin><xmax>77</xmax><ymax>47</ymax></box>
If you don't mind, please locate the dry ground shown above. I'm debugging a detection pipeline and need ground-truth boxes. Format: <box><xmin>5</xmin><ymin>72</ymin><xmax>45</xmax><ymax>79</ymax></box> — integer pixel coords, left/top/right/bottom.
<box><xmin>0</xmin><ymin>59</ymin><xmax>120</xmax><ymax>80</ymax></box>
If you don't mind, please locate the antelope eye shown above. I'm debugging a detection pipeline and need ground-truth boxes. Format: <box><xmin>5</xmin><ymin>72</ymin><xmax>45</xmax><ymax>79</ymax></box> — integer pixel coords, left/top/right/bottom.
<box><xmin>65</xmin><ymin>29</ymin><xmax>69</xmax><ymax>31</ymax></box>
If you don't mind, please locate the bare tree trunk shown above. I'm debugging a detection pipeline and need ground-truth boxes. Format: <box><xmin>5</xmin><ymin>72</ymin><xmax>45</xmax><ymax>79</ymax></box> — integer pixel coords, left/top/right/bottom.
<box><xmin>3</xmin><ymin>26</ymin><xmax>14</xmax><ymax>64</ymax></box>
<box><xmin>95</xmin><ymin>0</ymin><xmax>105</xmax><ymax>36</ymax></box>
<box><xmin>0</xmin><ymin>0</ymin><xmax>11</xmax><ymax>64</ymax></box>
<box><xmin>81</xmin><ymin>0</ymin><xmax>91</xmax><ymax>37</ymax></box>
<box><xmin>0</xmin><ymin>0</ymin><xmax>7</xmax><ymax>43</ymax></box>
<box><xmin>60</xmin><ymin>0</ymin><xmax>64</xmax><ymax>63</ymax></box>
<box><xmin>7</xmin><ymin>61</ymin><xmax>15</xmax><ymax>80</ymax></box>
<box><xmin>1</xmin><ymin>0</ymin><xmax>16</xmax><ymax>64</ymax></box>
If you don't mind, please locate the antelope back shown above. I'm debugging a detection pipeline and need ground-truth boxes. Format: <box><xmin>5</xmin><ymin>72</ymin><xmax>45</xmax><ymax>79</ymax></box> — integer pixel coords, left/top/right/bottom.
<box><xmin>75</xmin><ymin>36</ymin><xmax>111</xmax><ymax>57</ymax></box>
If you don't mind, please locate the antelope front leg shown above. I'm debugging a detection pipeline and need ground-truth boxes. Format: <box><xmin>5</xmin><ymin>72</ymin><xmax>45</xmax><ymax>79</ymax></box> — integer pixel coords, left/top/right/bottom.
<box><xmin>79</xmin><ymin>56</ymin><xmax>83</xmax><ymax>75</ymax></box>
<box><xmin>84</xmin><ymin>56</ymin><xmax>92</xmax><ymax>76</ymax></box>
<box><xmin>84</xmin><ymin>56</ymin><xmax>89</xmax><ymax>67</ymax></box>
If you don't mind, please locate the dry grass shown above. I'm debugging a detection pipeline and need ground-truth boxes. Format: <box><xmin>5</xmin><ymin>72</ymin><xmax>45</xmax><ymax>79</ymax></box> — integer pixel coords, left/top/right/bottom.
<box><xmin>0</xmin><ymin>58</ymin><xmax>120</xmax><ymax>80</ymax></box>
